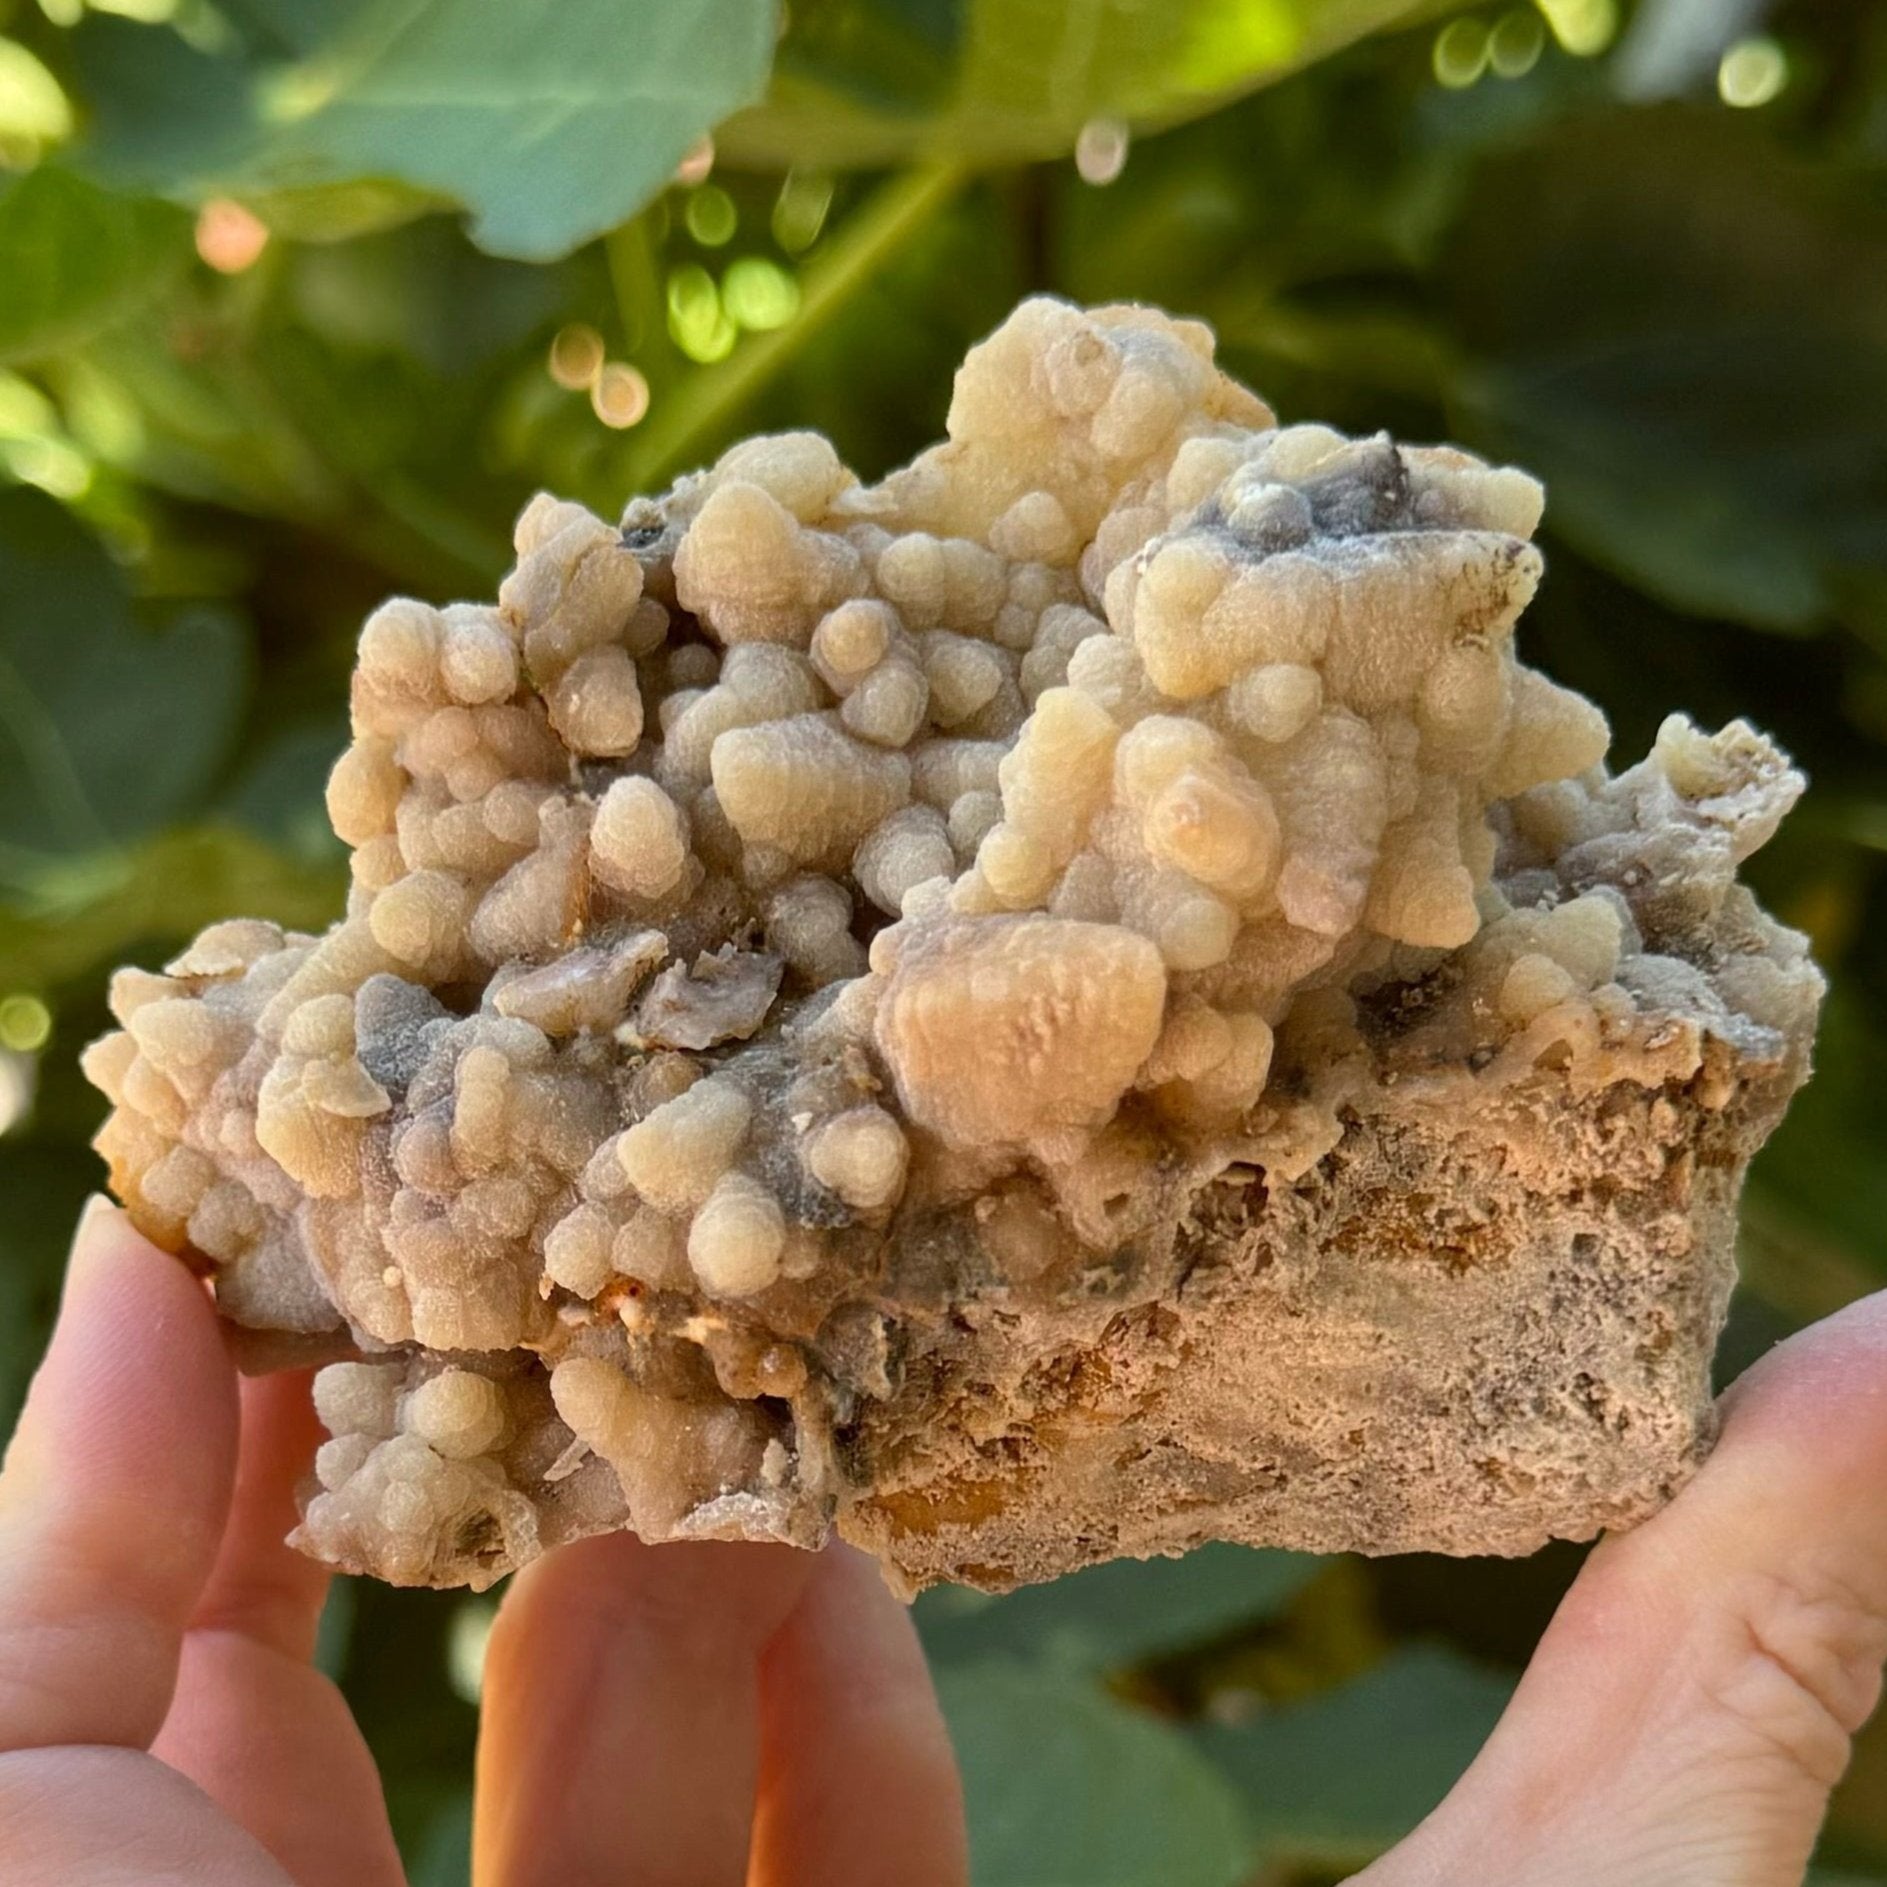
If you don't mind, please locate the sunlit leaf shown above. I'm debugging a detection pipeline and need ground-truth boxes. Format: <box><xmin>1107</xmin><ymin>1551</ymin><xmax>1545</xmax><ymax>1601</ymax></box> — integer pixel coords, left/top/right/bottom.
<box><xmin>73</xmin><ymin>0</ymin><xmax>779</xmax><ymax>261</ymax></box>
<box><xmin>938</xmin><ymin>1659</ymin><xmax>1252</xmax><ymax>1887</ymax></box>
<box><xmin>245</xmin><ymin>178</ymin><xmax>447</xmax><ymax>244</ymax></box>
<box><xmin>0</xmin><ymin>167</ymin><xmax>190</xmax><ymax>365</ymax></box>
<box><xmin>722</xmin><ymin>0</ymin><xmax>1456</xmax><ymax>167</ymax></box>
<box><xmin>1195</xmin><ymin>1643</ymin><xmax>1513</xmax><ymax>1867</ymax></box>
<box><xmin>0</xmin><ymin>37</ymin><xmax>73</xmax><ymax>146</ymax></box>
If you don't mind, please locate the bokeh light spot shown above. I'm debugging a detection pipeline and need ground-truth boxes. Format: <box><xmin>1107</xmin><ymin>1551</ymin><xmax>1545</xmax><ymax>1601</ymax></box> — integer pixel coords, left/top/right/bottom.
<box><xmin>590</xmin><ymin>361</ymin><xmax>651</xmax><ymax>429</ymax></box>
<box><xmin>667</xmin><ymin>264</ymin><xmax>737</xmax><ymax>362</ymax></box>
<box><xmin>0</xmin><ymin>994</ymin><xmax>52</xmax><ymax>1054</ymax></box>
<box><xmin>685</xmin><ymin>184</ymin><xmax>738</xmax><ymax>247</ymax></box>
<box><xmin>548</xmin><ymin>322</ymin><xmax>605</xmax><ymax>390</ymax></box>
<box><xmin>445</xmin><ymin>1598</ymin><xmax>495</xmax><ymax>1703</ymax></box>
<box><xmin>0</xmin><ymin>37</ymin><xmax>73</xmax><ymax>155</ymax></box>
<box><xmin>1719</xmin><ymin>36</ymin><xmax>1788</xmax><ymax>108</ymax></box>
<box><xmin>1488</xmin><ymin>8</ymin><xmax>1546</xmax><ymax>78</ymax></box>
<box><xmin>1433</xmin><ymin>17</ymin><xmax>1489</xmax><ymax>88</ymax></box>
<box><xmin>1533</xmin><ymin>0</ymin><xmax>1617</xmax><ymax>58</ymax></box>
<box><xmin>722</xmin><ymin>256</ymin><xmax>801</xmax><ymax>332</ymax></box>
<box><xmin>674</xmin><ymin>133</ymin><xmax>715</xmax><ymax>188</ymax></box>
<box><xmin>195</xmin><ymin>198</ymin><xmax>270</xmax><ymax>273</ymax></box>
<box><xmin>1075</xmin><ymin>118</ymin><xmax>1130</xmax><ymax>185</ymax></box>
<box><xmin>772</xmin><ymin>172</ymin><xmax>832</xmax><ymax>253</ymax></box>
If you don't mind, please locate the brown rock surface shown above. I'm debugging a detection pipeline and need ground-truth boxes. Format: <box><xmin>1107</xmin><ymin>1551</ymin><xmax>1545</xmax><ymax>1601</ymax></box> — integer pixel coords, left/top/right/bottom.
<box><xmin>82</xmin><ymin>298</ymin><xmax>1822</xmax><ymax>1594</ymax></box>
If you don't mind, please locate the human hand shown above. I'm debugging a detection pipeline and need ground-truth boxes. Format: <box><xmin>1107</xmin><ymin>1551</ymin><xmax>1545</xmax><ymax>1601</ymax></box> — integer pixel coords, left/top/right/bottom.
<box><xmin>0</xmin><ymin>1202</ymin><xmax>966</xmax><ymax>1887</ymax></box>
<box><xmin>1350</xmin><ymin>1282</ymin><xmax>1887</xmax><ymax>1887</ymax></box>
<box><xmin>473</xmin><ymin>1281</ymin><xmax>1887</xmax><ymax>1887</ymax></box>
<box><xmin>2</xmin><ymin>1203</ymin><xmax>1881</xmax><ymax>1887</ymax></box>
<box><xmin>0</xmin><ymin>1199</ymin><xmax>401</xmax><ymax>1886</ymax></box>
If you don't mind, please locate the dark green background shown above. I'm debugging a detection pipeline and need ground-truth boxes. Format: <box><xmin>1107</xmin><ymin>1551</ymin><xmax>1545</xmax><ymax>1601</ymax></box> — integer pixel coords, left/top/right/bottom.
<box><xmin>1</xmin><ymin>1</ymin><xmax>1883</xmax><ymax>1879</ymax></box>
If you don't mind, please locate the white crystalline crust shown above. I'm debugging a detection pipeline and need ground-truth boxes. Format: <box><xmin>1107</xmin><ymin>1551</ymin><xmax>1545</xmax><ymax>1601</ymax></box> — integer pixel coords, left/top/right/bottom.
<box><xmin>84</xmin><ymin>299</ymin><xmax>1822</xmax><ymax>1593</ymax></box>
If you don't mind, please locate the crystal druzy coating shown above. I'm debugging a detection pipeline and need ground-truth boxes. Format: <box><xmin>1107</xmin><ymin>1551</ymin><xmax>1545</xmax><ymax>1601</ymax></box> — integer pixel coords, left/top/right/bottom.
<box><xmin>86</xmin><ymin>300</ymin><xmax>1822</xmax><ymax>1592</ymax></box>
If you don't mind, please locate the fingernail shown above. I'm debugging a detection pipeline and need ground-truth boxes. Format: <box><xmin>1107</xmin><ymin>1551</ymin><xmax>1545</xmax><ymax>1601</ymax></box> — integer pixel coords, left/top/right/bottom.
<box><xmin>74</xmin><ymin>1191</ymin><xmax>120</xmax><ymax>1242</ymax></box>
<box><xmin>65</xmin><ymin>1193</ymin><xmax>126</xmax><ymax>1285</ymax></box>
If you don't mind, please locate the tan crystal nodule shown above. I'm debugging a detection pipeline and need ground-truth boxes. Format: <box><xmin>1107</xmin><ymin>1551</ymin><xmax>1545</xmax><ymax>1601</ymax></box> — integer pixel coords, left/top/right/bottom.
<box><xmin>85</xmin><ymin>297</ymin><xmax>1823</xmax><ymax>1595</ymax></box>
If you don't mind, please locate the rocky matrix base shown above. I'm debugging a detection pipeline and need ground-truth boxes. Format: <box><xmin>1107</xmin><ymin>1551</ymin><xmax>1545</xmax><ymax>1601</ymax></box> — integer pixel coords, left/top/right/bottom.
<box><xmin>84</xmin><ymin>298</ymin><xmax>1823</xmax><ymax>1594</ymax></box>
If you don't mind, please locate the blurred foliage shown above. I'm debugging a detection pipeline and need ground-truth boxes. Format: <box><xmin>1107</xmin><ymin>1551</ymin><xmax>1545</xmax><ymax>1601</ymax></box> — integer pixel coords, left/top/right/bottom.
<box><xmin>1</xmin><ymin>0</ymin><xmax>1885</xmax><ymax>1879</ymax></box>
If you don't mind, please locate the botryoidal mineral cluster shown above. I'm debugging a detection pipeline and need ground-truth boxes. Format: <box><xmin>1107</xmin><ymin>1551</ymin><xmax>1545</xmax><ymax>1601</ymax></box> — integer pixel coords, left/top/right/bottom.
<box><xmin>87</xmin><ymin>299</ymin><xmax>1822</xmax><ymax>1593</ymax></box>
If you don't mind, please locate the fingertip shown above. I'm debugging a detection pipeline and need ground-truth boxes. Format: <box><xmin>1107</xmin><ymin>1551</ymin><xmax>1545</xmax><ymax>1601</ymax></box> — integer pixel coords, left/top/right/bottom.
<box><xmin>60</xmin><ymin>1194</ymin><xmax>218</xmax><ymax>1348</ymax></box>
<box><xmin>46</xmin><ymin>1196</ymin><xmax>235</xmax><ymax>1446</ymax></box>
<box><xmin>11</xmin><ymin>1196</ymin><xmax>228</xmax><ymax>1467</ymax></box>
<box><xmin>752</xmin><ymin>1540</ymin><xmax>966</xmax><ymax>1887</ymax></box>
<box><xmin>64</xmin><ymin>1193</ymin><xmax>154</xmax><ymax>1293</ymax></box>
<box><xmin>1716</xmin><ymin>1287</ymin><xmax>1887</xmax><ymax>1429</ymax></box>
<box><xmin>1673</xmin><ymin>1288</ymin><xmax>1887</xmax><ymax>1567</ymax></box>
<box><xmin>0</xmin><ymin>1197</ymin><xmax>240</xmax><ymax>1750</ymax></box>
<box><xmin>478</xmin><ymin>1536</ymin><xmax>817</xmax><ymax>1887</ymax></box>
<box><xmin>186</xmin><ymin>1368</ymin><xmax>330</xmax><ymax>1661</ymax></box>
<box><xmin>70</xmin><ymin>1189</ymin><xmax>119</xmax><ymax>1252</ymax></box>
<box><xmin>777</xmin><ymin>1538</ymin><xmax>946</xmax><ymax>1711</ymax></box>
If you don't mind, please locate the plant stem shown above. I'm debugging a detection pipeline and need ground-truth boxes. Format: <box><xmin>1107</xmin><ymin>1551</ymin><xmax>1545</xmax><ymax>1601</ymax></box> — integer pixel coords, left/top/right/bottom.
<box><xmin>604</xmin><ymin>211</ymin><xmax>674</xmax><ymax>369</ymax></box>
<box><xmin>625</xmin><ymin>160</ymin><xmax>969</xmax><ymax>492</ymax></box>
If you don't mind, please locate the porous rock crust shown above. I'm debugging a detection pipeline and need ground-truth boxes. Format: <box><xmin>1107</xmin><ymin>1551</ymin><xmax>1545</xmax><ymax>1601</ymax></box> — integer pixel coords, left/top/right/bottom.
<box><xmin>84</xmin><ymin>298</ymin><xmax>1822</xmax><ymax>1593</ymax></box>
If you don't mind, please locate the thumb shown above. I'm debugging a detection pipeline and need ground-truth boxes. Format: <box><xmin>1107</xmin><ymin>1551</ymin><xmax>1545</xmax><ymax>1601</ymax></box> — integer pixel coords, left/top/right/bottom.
<box><xmin>1361</xmin><ymin>1290</ymin><xmax>1887</xmax><ymax>1887</ymax></box>
<box><xmin>0</xmin><ymin>1198</ymin><xmax>239</xmax><ymax>1752</ymax></box>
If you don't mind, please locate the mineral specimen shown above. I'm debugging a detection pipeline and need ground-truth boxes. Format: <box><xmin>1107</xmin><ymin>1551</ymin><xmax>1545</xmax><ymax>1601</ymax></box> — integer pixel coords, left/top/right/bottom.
<box><xmin>85</xmin><ymin>298</ymin><xmax>1822</xmax><ymax>1594</ymax></box>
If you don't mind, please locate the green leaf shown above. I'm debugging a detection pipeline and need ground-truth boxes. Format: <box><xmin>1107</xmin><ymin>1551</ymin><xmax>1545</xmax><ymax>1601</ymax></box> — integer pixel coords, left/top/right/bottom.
<box><xmin>1441</xmin><ymin>106</ymin><xmax>1887</xmax><ymax>634</ymax></box>
<box><xmin>0</xmin><ymin>823</ymin><xmax>346</xmax><ymax>992</ymax></box>
<box><xmin>1194</xmin><ymin>1643</ymin><xmax>1513</xmax><ymax>1868</ymax></box>
<box><xmin>218</xmin><ymin>715</ymin><xmax>349</xmax><ymax>863</ymax></box>
<box><xmin>0</xmin><ymin>486</ymin><xmax>249</xmax><ymax>880</ymax></box>
<box><xmin>723</xmin><ymin>0</ymin><xmax>1453</xmax><ymax>168</ymax></box>
<box><xmin>243</xmin><ymin>178</ymin><xmax>448</xmax><ymax>245</ymax></box>
<box><xmin>915</xmin><ymin>1544</ymin><xmax>1322</xmax><ymax>1675</ymax></box>
<box><xmin>956</xmin><ymin>0</ymin><xmax>1401</xmax><ymax>134</ymax></box>
<box><xmin>73</xmin><ymin>0</ymin><xmax>780</xmax><ymax>261</ymax></box>
<box><xmin>938</xmin><ymin>1659</ymin><xmax>1251</xmax><ymax>1887</ymax></box>
<box><xmin>280</xmin><ymin>217</ymin><xmax>572</xmax><ymax>386</ymax></box>
<box><xmin>407</xmin><ymin>1787</ymin><xmax>472</xmax><ymax>1887</ymax></box>
<box><xmin>0</xmin><ymin>167</ymin><xmax>191</xmax><ymax>366</ymax></box>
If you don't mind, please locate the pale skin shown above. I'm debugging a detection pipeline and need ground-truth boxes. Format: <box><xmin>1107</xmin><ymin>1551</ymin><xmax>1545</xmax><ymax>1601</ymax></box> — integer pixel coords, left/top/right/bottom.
<box><xmin>0</xmin><ymin>1203</ymin><xmax>1881</xmax><ymax>1887</ymax></box>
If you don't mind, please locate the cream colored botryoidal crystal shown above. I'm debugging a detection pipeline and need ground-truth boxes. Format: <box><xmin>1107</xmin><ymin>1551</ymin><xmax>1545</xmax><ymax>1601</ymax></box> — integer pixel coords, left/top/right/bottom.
<box><xmin>85</xmin><ymin>299</ymin><xmax>1823</xmax><ymax>1594</ymax></box>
